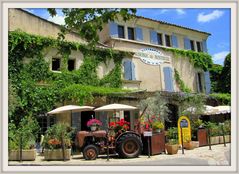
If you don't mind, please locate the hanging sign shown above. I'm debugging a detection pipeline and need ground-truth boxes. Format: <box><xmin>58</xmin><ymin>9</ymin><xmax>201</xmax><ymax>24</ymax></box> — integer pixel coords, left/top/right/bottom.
<box><xmin>134</xmin><ymin>48</ymin><xmax>170</xmax><ymax>65</ymax></box>
<box><xmin>177</xmin><ymin>116</ymin><xmax>191</xmax><ymax>145</ymax></box>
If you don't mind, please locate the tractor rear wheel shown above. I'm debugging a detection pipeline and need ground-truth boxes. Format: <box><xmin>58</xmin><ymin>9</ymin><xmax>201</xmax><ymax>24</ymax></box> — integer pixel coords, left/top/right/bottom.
<box><xmin>83</xmin><ymin>145</ymin><xmax>99</xmax><ymax>160</ymax></box>
<box><xmin>116</xmin><ymin>133</ymin><xmax>142</xmax><ymax>158</ymax></box>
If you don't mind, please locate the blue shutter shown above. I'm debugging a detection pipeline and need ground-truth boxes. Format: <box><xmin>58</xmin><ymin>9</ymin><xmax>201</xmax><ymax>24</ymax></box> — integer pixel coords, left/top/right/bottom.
<box><xmin>184</xmin><ymin>37</ymin><xmax>191</xmax><ymax>50</ymax></box>
<box><xmin>172</xmin><ymin>34</ymin><xmax>178</xmax><ymax>48</ymax></box>
<box><xmin>131</xmin><ymin>62</ymin><xmax>136</xmax><ymax>80</ymax></box>
<box><xmin>109</xmin><ymin>22</ymin><xmax>118</xmax><ymax>38</ymax></box>
<box><xmin>196</xmin><ymin>73</ymin><xmax>200</xmax><ymax>92</ymax></box>
<box><xmin>135</xmin><ymin>27</ymin><xmax>143</xmax><ymax>41</ymax></box>
<box><xmin>163</xmin><ymin>67</ymin><xmax>174</xmax><ymax>92</ymax></box>
<box><xmin>202</xmin><ymin>40</ymin><xmax>208</xmax><ymax>53</ymax></box>
<box><xmin>124</xmin><ymin>60</ymin><xmax>132</xmax><ymax>80</ymax></box>
<box><xmin>204</xmin><ymin>71</ymin><xmax>211</xmax><ymax>94</ymax></box>
<box><xmin>150</xmin><ymin>30</ymin><xmax>157</xmax><ymax>44</ymax></box>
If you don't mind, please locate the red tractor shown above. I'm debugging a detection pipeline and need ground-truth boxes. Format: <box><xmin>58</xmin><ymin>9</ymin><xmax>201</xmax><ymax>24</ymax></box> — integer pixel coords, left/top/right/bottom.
<box><xmin>76</xmin><ymin>129</ymin><xmax>143</xmax><ymax>160</ymax></box>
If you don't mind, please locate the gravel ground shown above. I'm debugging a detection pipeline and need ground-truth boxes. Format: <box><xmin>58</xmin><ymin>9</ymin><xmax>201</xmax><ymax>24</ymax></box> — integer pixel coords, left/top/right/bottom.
<box><xmin>8</xmin><ymin>143</ymin><xmax>230</xmax><ymax>166</ymax></box>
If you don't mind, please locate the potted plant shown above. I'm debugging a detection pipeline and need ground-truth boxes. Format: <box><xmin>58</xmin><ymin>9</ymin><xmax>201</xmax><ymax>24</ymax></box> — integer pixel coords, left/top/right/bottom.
<box><xmin>205</xmin><ymin>122</ymin><xmax>220</xmax><ymax>145</ymax></box>
<box><xmin>109</xmin><ymin>118</ymin><xmax>130</xmax><ymax>134</ymax></box>
<box><xmin>222</xmin><ymin>120</ymin><xmax>231</xmax><ymax>143</ymax></box>
<box><xmin>87</xmin><ymin>118</ymin><xmax>102</xmax><ymax>131</ymax></box>
<box><xmin>8</xmin><ymin>116</ymin><xmax>40</xmax><ymax>161</ymax></box>
<box><xmin>152</xmin><ymin>121</ymin><xmax>164</xmax><ymax>133</ymax></box>
<box><xmin>43</xmin><ymin>123</ymin><xmax>74</xmax><ymax>160</ymax></box>
<box><xmin>183</xmin><ymin>137</ymin><xmax>195</xmax><ymax>150</ymax></box>
<box><xmin>165</xmin><ymin>127</ymin><xmax>179</xmax><ymax>155</ymax></box>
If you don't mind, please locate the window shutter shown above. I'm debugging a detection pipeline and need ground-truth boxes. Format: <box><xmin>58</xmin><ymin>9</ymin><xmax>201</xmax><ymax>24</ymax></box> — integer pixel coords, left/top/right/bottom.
<box><xmin>109</xmin><ymin>22</ymin><xmax>118</xmax><ymax>38</ymax></box>
<box><xmin>150</xmin><ymin>30</ymin><xmax>157</xmax><ymax>44</ymax></box>
<box><xmin>163</xmin><ymin>67</ymin><xmax>174</xmax><ymax>92</ymax></box>
<box><xmin>202</xmin><ymin>40</ymin><xmax>208</xmax><ymax>53</ymax></box>
<box><xmin>124</xmin><ymin>60</ymin><xmax>132</xmax><ymax>80</ymax></box>
<box><xmin>204</xmin><ymin>71</ymin><xmax>211</xmax><ymax>94</ymax></box>
<box><xmin>196</xmin><ymin>73</ymin><xmax>200</xmax><ymax>92</ymax></box>
<box><xmin>131</xmin><ymin>62</ymin><xmax>136</xmax><ymax>80</ymax></box>
<box><xmin>135</xmin><ymin>27</ymin><xmax>143</xmax><ymax>41</ymax></box>
<box><xmin>172</xmin><ymin>34</ymin><xmax>178</xmax><ymax>48</ymax></box>
<box><xmin>184</xmin><ymin>37</ymin><xmax>191</xmax><ymax>50</ymax></box>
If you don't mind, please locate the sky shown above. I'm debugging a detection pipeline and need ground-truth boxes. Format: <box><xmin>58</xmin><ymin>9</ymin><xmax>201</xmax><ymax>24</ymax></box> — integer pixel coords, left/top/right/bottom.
<box><xmin>24</xmin><ymin>8</ymin><xmax>231</xmax><ymax>66</ymax></box>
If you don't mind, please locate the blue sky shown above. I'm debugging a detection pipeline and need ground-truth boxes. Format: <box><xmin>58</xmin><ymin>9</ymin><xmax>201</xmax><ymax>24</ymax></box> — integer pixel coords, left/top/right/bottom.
<box><xmin>25</xmin><ymin>8</ymin><xmax>231</xmax><ymax>65</ymax></box>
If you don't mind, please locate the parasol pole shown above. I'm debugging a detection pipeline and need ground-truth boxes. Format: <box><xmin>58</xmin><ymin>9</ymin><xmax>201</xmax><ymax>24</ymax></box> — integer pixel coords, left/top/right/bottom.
<box><xmin>106</xmin><ymin>113</ymin><xmax>110</xmax><ymax>161</ymax></box>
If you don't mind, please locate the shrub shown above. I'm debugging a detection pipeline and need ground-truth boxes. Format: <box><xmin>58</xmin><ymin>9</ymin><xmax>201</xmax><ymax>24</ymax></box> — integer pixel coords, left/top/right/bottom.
<box><xmin>43</xmin><ymin>123</ymin><xmax>74</xmax><ymax>150</ymax></box>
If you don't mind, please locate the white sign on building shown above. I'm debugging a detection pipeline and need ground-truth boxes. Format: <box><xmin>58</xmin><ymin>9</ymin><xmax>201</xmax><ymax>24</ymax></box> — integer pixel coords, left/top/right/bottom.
<box><xmin>135</xmin><ymin>48</ymin><xmax>170</xmax><ymax>65</ymax></box>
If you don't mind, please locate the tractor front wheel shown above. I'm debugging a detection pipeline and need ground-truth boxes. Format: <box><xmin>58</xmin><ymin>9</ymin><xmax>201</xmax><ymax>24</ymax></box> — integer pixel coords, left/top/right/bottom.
<box><xmin>83</xmin><ymin>145</ymin><xmax>99</xmax><ymax>160</ymax></box>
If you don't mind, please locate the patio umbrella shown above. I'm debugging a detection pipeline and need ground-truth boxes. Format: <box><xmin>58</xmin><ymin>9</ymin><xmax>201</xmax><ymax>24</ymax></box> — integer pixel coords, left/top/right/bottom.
<box><xmin>47</xmin><ymin>105</ymin><xmax>94</xmax><ymax>115</ymax></box>
<box><xmin>185</xmin><ymin>105</ymin><xmax>219</xmax><ymax>115</ymax></box>
<box><xmin>94</xmin><ymin>103</ymin><xmax>137</xmax><ymax>161</ymax></box>
<box><xmin>94</xmin><ymin>103</ymin><xmax>137</xmax><ymax>112</ymax></box>
<box><xmin>47</xmin><ymin>105</ymin><xmax>94</xmax><ymax>126</ymax></box>
<box><xmin>214</xmin><ymin>105</ymin><xmax>231</xmax><ymax>114</ymax></box>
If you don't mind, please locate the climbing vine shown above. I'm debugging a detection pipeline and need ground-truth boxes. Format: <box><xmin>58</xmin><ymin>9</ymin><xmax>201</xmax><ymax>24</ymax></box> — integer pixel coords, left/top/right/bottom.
<box><xmin>174</xmin><ymin>69</ymin><xmax>191</xmax><ymax>93</ymax></box>
<box><xmin>163</xmin><ymin>47</ymin><xmax>213</xmax><ymax>71</ymax></box>
<box><xmin>8</xmin><ymin>31</ymin><xmax>132</xmax><ymax>121</ymax></box>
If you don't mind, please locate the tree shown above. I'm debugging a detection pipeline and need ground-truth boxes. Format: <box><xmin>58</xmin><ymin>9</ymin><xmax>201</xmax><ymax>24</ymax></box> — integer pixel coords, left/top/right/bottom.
<box><xmin>48</xmin><ymin>8</ymin><xmax>136</xmax><ymax>46</ymax></box>
<box><xmin>209</xmin><ymin>64</ymin><xmax>223</xmax><ymax>93</ymax></box>
<box><xmin>217</xmin><ymin>53</ymin><xmax>231</xmax><ymax>93</ymax></box>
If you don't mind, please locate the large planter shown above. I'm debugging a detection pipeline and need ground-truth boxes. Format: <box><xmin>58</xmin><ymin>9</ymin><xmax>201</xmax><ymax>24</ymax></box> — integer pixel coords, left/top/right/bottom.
<box><xmin>8</xmin><ymin>149</ymin><xmax>36</xmax><ymax>161</ymax></box>
<box><xmin>183</xmin><ymin>141</ymin><xmax>195</xmax><ymax>150</ymax></box>
<box><xmin>44</xmin><ymin>149</ymin><xmax>71</xmax><ymax>160</ymax></box>
<box><xmin>209</xmin><ymin>136</ymin><xmax>220</xmax><ymax>145</ymax></box>
<box><xmin>219</xmin><ymin>135</ymin><xmax>231</xmax><ymax>143</ymax></box>
<box><xmin>191</xmin><ymin>141</ymin><xmax>199</xmax><ymax>148</ymax></box>
<box><xmin>165</xmin><ymin>144</ymin><xmax>178</xmax><ymax>155</ymax></box>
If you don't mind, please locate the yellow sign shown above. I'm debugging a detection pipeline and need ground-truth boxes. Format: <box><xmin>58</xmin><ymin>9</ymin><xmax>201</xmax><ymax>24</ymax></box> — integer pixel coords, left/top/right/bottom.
<box><xmin>178</xmin><ymin>116</ymin><xmax>191</xmax><ymax>145</ymax></box>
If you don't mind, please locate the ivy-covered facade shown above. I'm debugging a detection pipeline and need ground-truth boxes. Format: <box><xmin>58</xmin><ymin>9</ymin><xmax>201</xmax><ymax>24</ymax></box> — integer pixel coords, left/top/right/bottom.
<box><xmin>8</xmin><ymin>9</ymin><xmax>216</xmax><ymax>133</ymax></box>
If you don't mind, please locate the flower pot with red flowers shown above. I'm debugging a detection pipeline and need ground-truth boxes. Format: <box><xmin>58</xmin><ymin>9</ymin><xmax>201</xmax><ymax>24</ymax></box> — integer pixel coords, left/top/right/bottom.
<box><xmin>87</xmin><ymin>119</ymin><xmax>102</xmax><ymax>131</ymax></box>
<box><xmin>43</xmin><ymin>123</ymin><xmax>73</xmax><ymax>161</ymax></box>
<box><xmin>109</xmin><ymin>118</ymin><xmax>130</xmax><ymax>136</ymax></box>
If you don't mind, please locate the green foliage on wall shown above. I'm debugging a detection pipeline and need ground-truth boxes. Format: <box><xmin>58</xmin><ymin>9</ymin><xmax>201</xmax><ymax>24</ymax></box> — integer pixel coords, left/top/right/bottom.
<box><xmin>174</xmin><ymin>69</ymin><xmax>191</xmax><ymax>93</ymax></box>
<box><xmin>163</xmin><ymin>47</ymin><xmax>213</xmax><ymax>71</ymax></box>
<box><xmin>209</xmin><ymin>93</ymin><xmax>231</xmax><ymax>105</ymax></box>
<box><xmin>8</xmin><ymin>31</ymin><xmax>131</xmax><ymax>121</ymax></box>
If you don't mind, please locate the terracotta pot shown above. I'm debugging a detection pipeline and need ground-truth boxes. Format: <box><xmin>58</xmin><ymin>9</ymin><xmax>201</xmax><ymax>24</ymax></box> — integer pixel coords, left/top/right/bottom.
<box><xmin>8</xmin><ymin>149</ymin><xmax>36</xmax><ymax>161</ymax></box>
<box><xmin>44</xmin><ymin>149</ymin><xmax>71</xmax><ymax>160</ymax></box>
<box><xmin>183</xmin><ymin>141</ymin><xmax>195</xmax><ymax>150</ymax></box>
<box><xmin>165</xmin><ymin>144</ymin><xmax>178</xmax><ymax>155</ymax></box>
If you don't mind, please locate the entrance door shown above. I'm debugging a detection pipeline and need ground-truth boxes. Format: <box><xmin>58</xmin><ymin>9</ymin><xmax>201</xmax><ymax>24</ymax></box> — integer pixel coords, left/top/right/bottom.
<box><xmin>81</xmin><ymin>111</ymin><xmax>95</xmax><ymax>131</ymax></box>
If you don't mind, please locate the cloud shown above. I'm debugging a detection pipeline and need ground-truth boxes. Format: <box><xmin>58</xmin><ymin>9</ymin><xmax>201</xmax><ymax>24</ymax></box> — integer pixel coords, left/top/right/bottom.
<box><xmin>176</xmin><ymin>9</ymin><xmax>186</xmax><ymax>15</ymax></box>
<box><xmin>212</xmin><ymin>51</ymin><xmax>230</xmax><ymax>65</ymax></box>
<box><xmin>160</xmin><ymin>9</ymin><xmax>169</xmax><ymax>14</ymax></box>
<box><xmin>47</xmin><ymin>14</ymin><xmax>65</xmax><ymax>25</ymax></box>
<box><xmin>197</xmin><ymin>10</ymin><xmax>224</xmax><ymax>23</ymax></box>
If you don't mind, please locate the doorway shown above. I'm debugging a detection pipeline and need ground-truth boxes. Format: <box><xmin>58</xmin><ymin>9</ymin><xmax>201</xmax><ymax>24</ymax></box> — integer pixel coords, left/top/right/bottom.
<box><xmin>165</xmin><ymin>104</ymin><xmax>178</xmax><ymax>130</ymax></box>
<box><xmin>81</xmin><ymin>111</ymin><xmax>95</xmax><ymax>131</ymax></box>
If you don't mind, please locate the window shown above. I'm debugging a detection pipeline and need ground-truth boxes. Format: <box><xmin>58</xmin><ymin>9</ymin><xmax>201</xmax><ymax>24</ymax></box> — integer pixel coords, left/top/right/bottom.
<box><xmin>165</xmin><ymin>35</ymin><xmax>171</xmax><ymax>47</ymax></box>
<box><xmin>127</xmin><ymin>27</ymin><xmax>135</xmax><ymax>40</ymax></box>
<box><xmin>196</xmin><ymin>41</ymin><xmax>202</xmax><ymax>52</ymax></box>
<box><xmin>118</xmin><ymin>25</ymin><xmax>125</xmax><ymax>38</ymax></box>
<box><xmin>68</xmin><ymin>59</ymin><xmax>75</xmax><ymax>71</ymax></box>
<box><xmin>52</xmin><ymin>58</ymin><xmax>60</xmax><ymax>71</ymax></box>
<box><xmin>157</xmin><ymin>33</ymin><xmax>163</xmax><ymax>45</ymax></box>
<box><xmin>190</xmin><ymin>40</ymin><xmax>195</xmax><ymax>51</ymax></box>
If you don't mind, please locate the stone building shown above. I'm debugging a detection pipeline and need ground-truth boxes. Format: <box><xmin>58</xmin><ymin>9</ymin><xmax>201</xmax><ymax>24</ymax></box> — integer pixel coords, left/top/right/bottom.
<box><xmin>8</xmin><ymin>9</ymin><xmax>212</xmax><ymax>132</ymax></box>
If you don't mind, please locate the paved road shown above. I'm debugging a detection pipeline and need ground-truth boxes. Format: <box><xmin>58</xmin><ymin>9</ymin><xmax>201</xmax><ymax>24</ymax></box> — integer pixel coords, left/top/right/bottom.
<box><xmin>9</xmin><ymin>144</ymin><xmax>230</xmax><ymax>166</ymax></box>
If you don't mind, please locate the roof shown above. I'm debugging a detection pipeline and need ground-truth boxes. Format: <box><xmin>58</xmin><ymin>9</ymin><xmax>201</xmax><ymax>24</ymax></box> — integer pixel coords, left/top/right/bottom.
<box><xmin>135</xmin><ymin>15</ymin><xmax>211</xmax><ymax>36</ymax></box>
